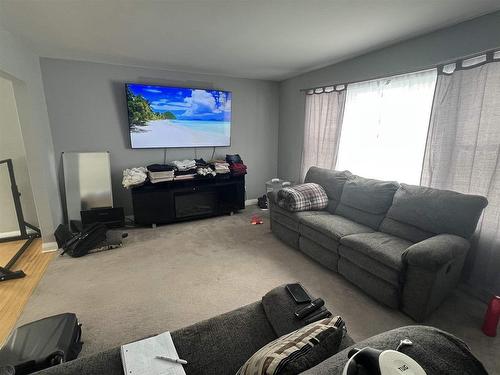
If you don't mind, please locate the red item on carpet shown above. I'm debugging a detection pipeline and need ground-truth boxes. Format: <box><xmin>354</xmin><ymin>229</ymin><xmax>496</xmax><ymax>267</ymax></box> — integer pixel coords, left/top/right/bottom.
<box><xmin>251</xmin><ymin>214</ymin><xmax>263</xmax><ymax>225</ymax></box>
<box><xmin>482</xmin><ymin>295</ymin><xmax>500</xmax><ymax>337</ymax></box>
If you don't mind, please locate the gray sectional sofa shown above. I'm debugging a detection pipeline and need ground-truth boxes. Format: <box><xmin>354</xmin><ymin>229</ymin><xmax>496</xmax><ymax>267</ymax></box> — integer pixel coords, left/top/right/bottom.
<box><xmin>269</xmin><ymin>167</ymin><xmax>488</xmax><ymax>321</ymax></box>
<box><xmin>34</xmin><ymin>285</ymin><xmax>487</xmax><ymax>375</ymax></box>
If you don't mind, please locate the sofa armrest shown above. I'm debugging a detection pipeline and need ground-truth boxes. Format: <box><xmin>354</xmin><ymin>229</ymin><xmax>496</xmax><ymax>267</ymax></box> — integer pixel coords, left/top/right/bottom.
<box><xmin>403</xmin><ymin>234</ymin><xmax>470</xmax><ymax>271</ymax></box>
<box><xmin>301</xmin><ymin>326</ymin><xmax>488</xmax><ymax>375</ymax></box>
<box><xmin>267</xmin><ymin>191</ymin><xmax>279</xmax><ymax>205</ymax></box>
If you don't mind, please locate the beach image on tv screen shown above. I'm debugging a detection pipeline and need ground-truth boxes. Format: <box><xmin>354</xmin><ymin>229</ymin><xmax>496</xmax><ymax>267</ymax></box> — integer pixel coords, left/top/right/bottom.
<box><xmin>126</xmin><ymin>84</ymin><xmax>231</xmax><ymax>148</ymax></box>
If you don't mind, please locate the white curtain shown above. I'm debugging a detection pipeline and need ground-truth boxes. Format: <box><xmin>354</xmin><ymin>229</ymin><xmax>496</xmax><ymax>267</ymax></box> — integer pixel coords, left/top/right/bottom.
<box><xmin>300</xmin><ymin>88</ymin><xmax>346</xmax><ymax>181</ymax></box>
<box><xmin>336</xmin><ymin>70</ymin><xmax>437</xmax><ymax>184</ymax></box>
<box><xmin>421</xmin><ymin>53</ymin><xmax>500</xmax><ymax>296</ymax></box>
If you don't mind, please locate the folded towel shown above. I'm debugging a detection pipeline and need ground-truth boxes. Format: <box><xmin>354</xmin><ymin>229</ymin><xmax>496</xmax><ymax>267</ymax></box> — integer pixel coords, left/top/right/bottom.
<box><xmin>172</xmin><ymin>159</ymin><xmax>196</xmax><ymax>171</ymax></box>
<box><xmin>123</xmin><ymin>167</ymin><xmax>148</xmax><ymax>188</ymax></box>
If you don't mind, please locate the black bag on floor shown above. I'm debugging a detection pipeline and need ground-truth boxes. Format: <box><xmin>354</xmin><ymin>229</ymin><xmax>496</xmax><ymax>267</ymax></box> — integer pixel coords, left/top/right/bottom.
<box><xmin>55</xmin><ymin>223</ymin><xmax>107</xmax><ymax>257</ymax></box>
<box><xmin>0</xmin><ymin>313</ymin><xmax>83</xmax><ymax>375</ymax></box>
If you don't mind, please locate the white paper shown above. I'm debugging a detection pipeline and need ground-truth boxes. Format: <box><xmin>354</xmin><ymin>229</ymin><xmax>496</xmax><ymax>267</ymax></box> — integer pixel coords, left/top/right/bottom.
<box><xmin>121</xmin><ymin>332</ymin><xmax>186</xmax><ymax>375</ymax></box>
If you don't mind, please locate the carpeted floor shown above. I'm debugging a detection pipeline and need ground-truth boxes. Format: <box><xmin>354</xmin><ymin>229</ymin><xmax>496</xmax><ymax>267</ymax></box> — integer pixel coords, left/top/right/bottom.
<box><xmin>19</xmin><ymin>207</ymin><xmax>499</xmax><ymax>372</ymax></box>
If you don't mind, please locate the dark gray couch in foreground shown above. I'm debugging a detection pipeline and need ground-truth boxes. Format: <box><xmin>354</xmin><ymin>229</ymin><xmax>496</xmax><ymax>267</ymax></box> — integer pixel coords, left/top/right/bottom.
<box><xmin>35</xmin><ymin>285</ymin><xmax>487</xmax><ymax>375</ymax></box>
<box><xmin>269</xmin><ymin>167</ymin><xmax>488</xmax><ymax>321</ymax></box>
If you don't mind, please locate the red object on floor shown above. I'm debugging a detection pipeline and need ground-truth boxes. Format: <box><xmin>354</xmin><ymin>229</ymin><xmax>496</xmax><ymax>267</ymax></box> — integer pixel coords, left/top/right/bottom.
<box><xmin>482</xmin><ymin>295</ymin><xmax>500</xmax><ymax>337</ymax></box>
<box><xmin>251</xmin><ymin>214</ymin><xmax>263</xmax><ymax>225</ymax></box>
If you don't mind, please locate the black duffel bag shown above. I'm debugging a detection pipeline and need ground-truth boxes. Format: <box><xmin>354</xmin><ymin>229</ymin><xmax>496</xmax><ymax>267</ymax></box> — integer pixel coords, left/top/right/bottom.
<box><xmin>55</xmin><ymin>223</ymin><xmax>107</xmax><ymax>257</ymax></box>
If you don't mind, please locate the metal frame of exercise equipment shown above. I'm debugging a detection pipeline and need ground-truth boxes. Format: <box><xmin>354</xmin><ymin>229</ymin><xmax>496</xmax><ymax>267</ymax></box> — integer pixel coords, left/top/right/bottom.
<box><xmin>0</xmin><ymin>158</ymin><xmax>41</xmax><ymax>282</ymax></box>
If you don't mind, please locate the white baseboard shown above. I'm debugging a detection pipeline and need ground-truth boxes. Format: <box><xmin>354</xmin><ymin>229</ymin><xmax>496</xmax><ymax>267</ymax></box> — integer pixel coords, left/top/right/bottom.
<box><xmin>42</xmin><ymin>242</ymin><xmax>59</xmax><ymax>253</ymax></box>
<box><xmin>0</xmin><ymin>230</ymin><xmax>21</xmax><ymax>239</ymax></box>
<box><xmin>245</xmin><ymin>199</ymin><xmax>258</xmax><ymax>206</ymax></box>
<box><xmin>0</xmin><ymin>228</ymin><xmax>39</xmax><ymax>239</ymax></box>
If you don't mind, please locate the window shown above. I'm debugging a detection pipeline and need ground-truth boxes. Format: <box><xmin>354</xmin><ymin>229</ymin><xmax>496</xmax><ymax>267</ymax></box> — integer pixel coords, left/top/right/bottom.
<box><xmin>335</xmin><ymin>69</ymin><xmax>437</xmax><ymax>184</ymax></box>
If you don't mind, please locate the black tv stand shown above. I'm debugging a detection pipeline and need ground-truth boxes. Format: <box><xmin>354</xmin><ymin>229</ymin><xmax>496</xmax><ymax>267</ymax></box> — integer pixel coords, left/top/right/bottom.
<box><xmin>131</xmin><ymin>175</ymin><xmax>245</xmax><ymax>226</ymax></box>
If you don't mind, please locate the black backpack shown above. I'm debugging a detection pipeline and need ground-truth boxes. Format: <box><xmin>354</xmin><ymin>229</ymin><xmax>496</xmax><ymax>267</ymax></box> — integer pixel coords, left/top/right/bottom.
<box><xmin>55</xmin><ymin>223</ymin><xmax>108</xmax><ymax>257</ymax></box>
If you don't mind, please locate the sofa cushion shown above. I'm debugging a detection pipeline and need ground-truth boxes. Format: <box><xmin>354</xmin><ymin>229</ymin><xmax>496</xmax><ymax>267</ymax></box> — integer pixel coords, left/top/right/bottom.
<box><xmin>334</xmin><ymin>176</ymin><xmax>399</xmax><ymax>229</ymax></box>
<box><xmin>385</xmin><ymin>184</ymin><xmax>488</xmax><ymax>239</ymax></box>
<box><xmin>338</xmin><ymin>258</ymin><xmax>400</xmax><ymax>308</ymax></box>
<box><xmin>340</xmin><ymin>232</ymin><xmax>412</xmax><ymax>272</ymax></box>
<box><xmin>304</xmin><ymin>167</ymin><xmax>352</xmax><ymax>213</ymax></box>
<box><xmin>299</xmin><ymin>237</ymin><xmax>339</xmax><ymax>272</ymax></box>
<box><xmin>379</xmin><ymin>217</ymin><xmax>435</xmax><ymax>243</ymax></box>
<box><xmin>270</xmin><ymin>203</ymin><xmax>329</xmax><ymax>231</ymax></box>
<box><xmin>299</xmin><ymin>225</ymin><xmax>340</xmax><ymax>253</ymax></box>
<box><xmin>338</xmin><ymin>245</ymin><xmax>400</xmax><ymax>287</ymax></box>
<box><xmin>300</xmin><ymin>215</ymin><xmax>374</xmax><ymax>242</ymax></box>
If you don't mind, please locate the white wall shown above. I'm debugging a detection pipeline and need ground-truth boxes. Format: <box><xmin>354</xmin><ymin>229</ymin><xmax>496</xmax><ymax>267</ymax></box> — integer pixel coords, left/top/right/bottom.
<box><xmin>40</xmin><ymin>58</ymin><xmax>280</xmax><ymax>215</ymax></box>
<box><xmin>0</xmin><ymin>76</ymin><xmax>38</xmax><ymax>234</ymax></box>
<box><xmin>0</xmin><ymin>26</ymin><xmax>62</xmax><ymax>244</ymax></box>
<box><xmin>278</xmin><ymin>11</ymin><xmax>500</xmax><ymax>183</ymax></box>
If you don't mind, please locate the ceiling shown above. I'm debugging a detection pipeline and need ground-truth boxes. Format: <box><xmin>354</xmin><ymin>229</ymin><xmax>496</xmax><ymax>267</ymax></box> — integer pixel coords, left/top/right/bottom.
<box><xmin>1</xmin><ymin>1</ymin><xmax>499</xmax><ymax>81</ymax></box>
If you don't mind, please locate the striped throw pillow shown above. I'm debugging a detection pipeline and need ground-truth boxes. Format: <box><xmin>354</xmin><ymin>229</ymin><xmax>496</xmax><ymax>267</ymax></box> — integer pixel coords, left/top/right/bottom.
<box><xmin>237</xmin><ymin>316</ymin><xmax>345</xmax><ymax>375</ymax></box>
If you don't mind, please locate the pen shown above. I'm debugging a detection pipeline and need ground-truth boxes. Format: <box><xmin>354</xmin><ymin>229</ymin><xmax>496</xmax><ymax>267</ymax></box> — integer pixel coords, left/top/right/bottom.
<box><xmin>155</xmin><ymin>356</ymin><xmax>188</xmax><ymax>365</ymax></box>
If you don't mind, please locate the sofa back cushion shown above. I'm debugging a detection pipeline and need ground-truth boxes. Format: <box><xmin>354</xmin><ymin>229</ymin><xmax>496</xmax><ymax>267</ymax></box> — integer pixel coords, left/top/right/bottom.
<box><xmin>381</xmin><ymin>184</ymin><xmax>488</xmax><ymax>240</ymax></box>
<box><xmin>334</xmin><ymin>176</ymin><xmax>399</xmax><ymax>229</ymax></box>
<box><xmin>304</xmin><ymin>167</ymin><xmax>352</xmax><ymax>213</ymax></box>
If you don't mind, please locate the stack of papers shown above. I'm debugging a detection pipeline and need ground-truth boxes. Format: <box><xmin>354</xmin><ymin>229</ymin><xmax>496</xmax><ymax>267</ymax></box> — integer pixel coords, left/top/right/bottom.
<box><xmin>120</xmin><ymin>332</ymin><xmax>186</xmax><ymax>375</ymax></box>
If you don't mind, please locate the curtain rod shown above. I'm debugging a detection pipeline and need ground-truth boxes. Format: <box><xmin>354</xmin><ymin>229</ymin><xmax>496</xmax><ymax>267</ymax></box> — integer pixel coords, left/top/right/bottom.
<box><xmin>299</xmin><ymin>46</ymin><xmax>500</xmax><ymax>93</ymax></box>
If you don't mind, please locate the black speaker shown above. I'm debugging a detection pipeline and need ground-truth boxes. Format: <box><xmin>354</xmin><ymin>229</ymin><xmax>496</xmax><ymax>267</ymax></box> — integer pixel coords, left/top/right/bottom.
<box><xmin>81</xmin><ymin>207</ymin><xmax>125</xmax><ymax>228</ymax></box>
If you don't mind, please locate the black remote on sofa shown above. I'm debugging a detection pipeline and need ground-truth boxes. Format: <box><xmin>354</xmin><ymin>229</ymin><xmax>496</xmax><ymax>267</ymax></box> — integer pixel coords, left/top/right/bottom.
<box><xmin>295</xmin><ymin>298</ymin><xmax>325</xmax><ymax>319</ymax></box>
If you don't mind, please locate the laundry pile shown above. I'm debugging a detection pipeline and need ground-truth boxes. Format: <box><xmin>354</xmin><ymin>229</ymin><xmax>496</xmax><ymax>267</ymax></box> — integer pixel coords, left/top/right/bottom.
<box><xmin>194</xmin><ymin>158</ymin><xmax>217</xmax><ymax>177</ymax></box>
<box><xmin>225</xmin><ymin>154</ymin><xmax>247</xmax><ymax>176</ymax></box>
<box><xmin>197</xmin><ymin>167</ymin><xmax>217</xmax><ymax>177</ymax></box>
<box><xmin>122</xmin><ymin>167</ymin><xmax>147</xmax><ymax>188</ymax></box>
<box><xmin>121</xmin><ymin>154</ymin><xmax>247</xmax><ymax>187</ymax></box>
<box><xmin>147</xmin><ymin>164</ymin><xmax>175</xmax><ymax>183</ymax></box>
<box><xmin>213</xmin><ymin>161</ymin><xmax>230</xmax><ymax>174</ymax></box>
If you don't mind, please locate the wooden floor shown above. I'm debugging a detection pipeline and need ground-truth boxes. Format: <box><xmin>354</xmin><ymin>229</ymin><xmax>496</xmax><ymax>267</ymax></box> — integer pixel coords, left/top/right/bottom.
<box><xmin>0</xmin><ymin>239</ymin><xmax>54</xmax><ymax>345</ymax></box>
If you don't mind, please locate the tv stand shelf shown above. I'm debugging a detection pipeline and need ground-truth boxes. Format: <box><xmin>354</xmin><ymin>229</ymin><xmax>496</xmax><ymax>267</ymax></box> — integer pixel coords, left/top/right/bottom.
<box><xmin>131</xmin><ymin>175</ymin><xmax>245</xmax><ymax>226</ymax></box>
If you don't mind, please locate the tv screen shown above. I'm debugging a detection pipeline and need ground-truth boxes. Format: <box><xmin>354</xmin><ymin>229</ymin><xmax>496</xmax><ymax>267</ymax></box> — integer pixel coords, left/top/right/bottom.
<box><xmin>126</xmin><ymin>83</ymin><xmax>231</xmax><ymax>148</ymax></box>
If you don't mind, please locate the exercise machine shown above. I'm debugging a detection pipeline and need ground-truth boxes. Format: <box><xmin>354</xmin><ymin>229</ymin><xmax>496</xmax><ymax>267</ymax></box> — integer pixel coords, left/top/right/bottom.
<box><xmin>0</xmin><ymin>159</ymin><xmax>41</xmax><ymax>282</ymax></box>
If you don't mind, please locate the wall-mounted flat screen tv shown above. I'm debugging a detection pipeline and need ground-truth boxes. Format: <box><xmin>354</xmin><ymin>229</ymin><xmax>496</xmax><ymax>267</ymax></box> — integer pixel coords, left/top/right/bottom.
<box><xmin>126</xmin><ymin>83</ymin><xmax>231</xmax><ymax>148</ymax></box>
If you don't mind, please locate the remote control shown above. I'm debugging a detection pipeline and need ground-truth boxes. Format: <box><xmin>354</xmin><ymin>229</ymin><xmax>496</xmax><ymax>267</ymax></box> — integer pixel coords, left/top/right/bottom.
<box><xmin>304</xmin><ymin>308</ymin><xmax>332</xmax><ymax>324</ymax></box>
<box><xmin>295</xmin><ymin>298</ymin><xmax>325</xmax><ymax>319</ymax></box>
<box><xmin>286</xmin><ymin>283</ymin><xmax>312</xmax><ymax>304</ymax></box>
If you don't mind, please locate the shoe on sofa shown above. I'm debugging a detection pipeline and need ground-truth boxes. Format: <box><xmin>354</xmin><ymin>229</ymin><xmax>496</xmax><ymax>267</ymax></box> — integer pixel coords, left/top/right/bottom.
<box><xmin>268</xmin><ymin>167</ymin><xmax>487</xmax><ymax>321</ymax></box>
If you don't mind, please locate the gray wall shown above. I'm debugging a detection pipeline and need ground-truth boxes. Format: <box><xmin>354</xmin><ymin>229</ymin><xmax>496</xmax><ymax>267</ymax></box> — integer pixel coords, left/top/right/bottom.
<box><xmin>278</xmin><ymin>11</ymin><xmax>500</xmax><ymax>183</ymax></box>
<box><xmin>0</xmin><ymin>26</ymin><xmax>61</xmax><ymax>245</ymax></box>
<box><xmin>40</xmin><ymin>58</ymin><xmax>279</xmax><ymax>216</ymax></box>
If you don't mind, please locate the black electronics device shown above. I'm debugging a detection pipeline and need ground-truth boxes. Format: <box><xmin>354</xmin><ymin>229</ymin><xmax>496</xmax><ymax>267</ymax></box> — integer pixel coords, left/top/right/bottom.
<box><xmin>81</xmin><ymin>207</ymin><xmax>125</xmax><ymax>228</ymax></box>
<box><xmin>295</xmin><ymin>298</ymin><xmax>325</xmax><ymax>319</ymax></box>
<box><xmin>304</xmin><ymin>308</ymin><xmax>332</xmax><ymax>324</ymax></box>
<box><xmin>286</xmin><ymin>283</ymin><xmax>312</xmax><ymax>304</ymax></box>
